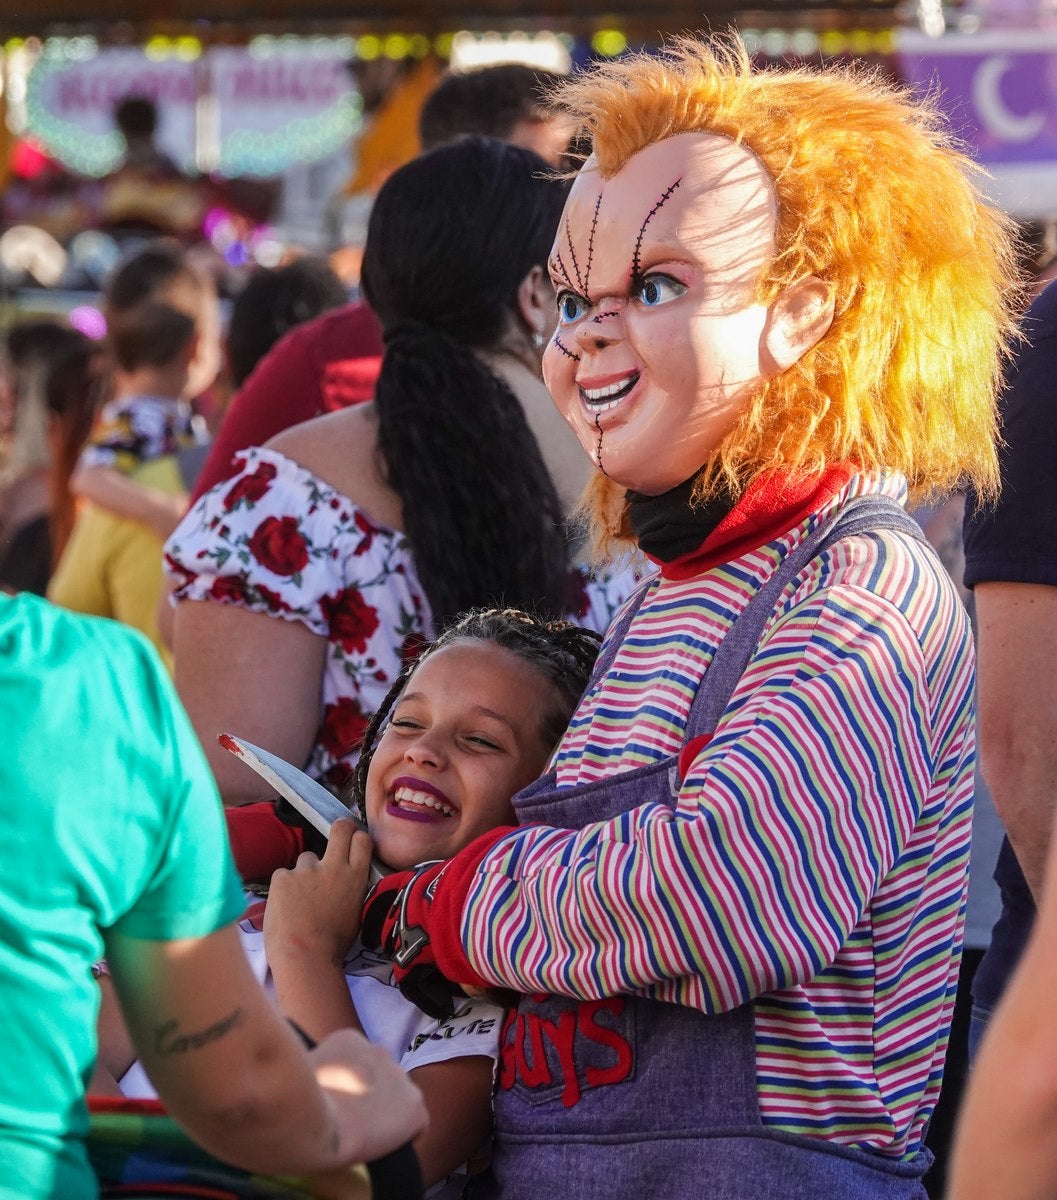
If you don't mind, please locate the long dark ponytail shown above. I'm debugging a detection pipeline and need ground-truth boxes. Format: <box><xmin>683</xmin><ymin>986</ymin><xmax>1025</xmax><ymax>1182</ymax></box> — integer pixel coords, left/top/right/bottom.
<box><xmin>360</xmin><ymin>137</ymin><xmax>570</xmax><ymax>630</ymax></box>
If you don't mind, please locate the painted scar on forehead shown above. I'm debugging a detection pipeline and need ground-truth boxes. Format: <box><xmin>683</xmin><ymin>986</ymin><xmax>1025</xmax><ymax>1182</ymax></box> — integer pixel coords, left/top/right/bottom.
<box><xmin>631</xmin><ymin>177</ymin><xmax>683</xmax><ymax>281</ymax></box>
<box><xmin>583</xmin><ymin>192</ymin><xmax>603</xmax><ymax>297</ymax></box>
<box><xmin>551</xmin><ymin>250</ymin><xmax>576</xmax><ymax>293</ymax></box>
<box><xmin>556</xmin><ymin>192</ymin><xmax>604</xmax><ymax>301</ymax></box>
<box><xmin>564</xmin><ymin>215</ymin><xmax>586</xmax><ymax>292</ymax></box>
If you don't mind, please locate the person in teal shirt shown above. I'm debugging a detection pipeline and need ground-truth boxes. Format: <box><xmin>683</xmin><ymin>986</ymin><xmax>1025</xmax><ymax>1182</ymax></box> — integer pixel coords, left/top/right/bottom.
<box><xmin>0</xmin><ymin>593</ymin><xmax>425</xmax><ymax>1198</ymax></box>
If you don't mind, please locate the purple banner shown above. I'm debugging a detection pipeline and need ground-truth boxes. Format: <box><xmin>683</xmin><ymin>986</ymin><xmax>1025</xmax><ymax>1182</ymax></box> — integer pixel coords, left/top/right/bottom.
<box><xmin>899</xmin><ymin>31</ymin><xmax>1057</xmax><ymax>165</ymax></box>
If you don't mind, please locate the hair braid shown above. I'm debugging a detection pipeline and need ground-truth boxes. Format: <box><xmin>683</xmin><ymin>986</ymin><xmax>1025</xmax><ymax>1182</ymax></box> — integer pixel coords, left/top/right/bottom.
<box><xmin>360</xmin><ymin>136</ymin><xmax>573</xmax><ymax>630</ymax></box>
<box><xmin>376</xmin><ymin>332</ymin><xmax>569</xmax><ymax>629</ymax></box>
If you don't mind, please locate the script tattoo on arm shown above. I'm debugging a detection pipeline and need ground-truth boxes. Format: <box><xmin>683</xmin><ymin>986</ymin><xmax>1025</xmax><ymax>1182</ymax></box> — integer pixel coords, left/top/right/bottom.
<box><xmin>153</xmin><ymin>1007</ymin><xmax>246</xmax><ymax>1057</ymax></box>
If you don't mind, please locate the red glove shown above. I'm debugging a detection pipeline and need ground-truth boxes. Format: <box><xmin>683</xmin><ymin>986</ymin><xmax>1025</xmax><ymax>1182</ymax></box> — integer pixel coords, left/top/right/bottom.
<box><xmin>360</xmin><ymin>827</ymin><xmax>515</xmax><ymax>1019</ymax></box>
<box><xmin>225</xmin><ymin>798</ymin><xmax>334</xmax><ymax>883</ymax></box>
<box><xmin>225</xmin><ymin>802</ymin><xmax>305</xmax><ymax>882</ymax></box>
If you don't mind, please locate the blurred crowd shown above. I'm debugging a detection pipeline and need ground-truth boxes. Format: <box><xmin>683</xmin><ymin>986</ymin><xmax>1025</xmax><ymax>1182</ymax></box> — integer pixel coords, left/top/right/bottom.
<box><xmin>3</xmin><ymin>41</ymin><xmax>1057</xmax><ymax>1200</ymax></box>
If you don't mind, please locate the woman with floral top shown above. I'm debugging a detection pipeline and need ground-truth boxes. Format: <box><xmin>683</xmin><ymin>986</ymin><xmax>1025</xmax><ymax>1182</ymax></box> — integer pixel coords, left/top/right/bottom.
<box><xmin>165</xmin><ymin>137</ymin><xmax>619</xmax><ymax>809</ymax></box>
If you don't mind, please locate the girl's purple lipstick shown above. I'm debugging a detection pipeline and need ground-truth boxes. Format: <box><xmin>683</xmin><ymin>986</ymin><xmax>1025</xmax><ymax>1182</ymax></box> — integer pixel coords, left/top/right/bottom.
<box><xmin>386</xmin><ymin>776</ymin><xmax>457</xmax><ymax>823</ymax></box>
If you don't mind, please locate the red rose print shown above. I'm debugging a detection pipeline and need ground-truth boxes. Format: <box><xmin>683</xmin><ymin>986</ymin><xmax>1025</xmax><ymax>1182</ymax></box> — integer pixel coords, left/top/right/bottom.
<box><xmin>254</xmin><ymin>584</ymin><xmax>291</xmax><ymax>614</ymax></box>
<box><xmin>400</xmin><ymin>631</ymin><xmax>429</xmax><ymax>665</ymax></box>
<box><xmin>248</xmin><ymin>515</ymin><xmax>309</xmax><ymax>576</ymax></box>
<box><xmin>211</xmin><ymin>576</ymin><xmax>248</xmax><ymax>604</ymax></box>
<box><xmin>319</xmin><ymin>697</ymin><xmax>369</xmax><ymax>760</ymax></box>
<box><xmin>320</xmin><ymin>588</ymin><xmax>380</xmax><ymax>654</ymax></box>
<box><xmin>164</xmin><ymin>553</ymin><xmax>197</xmax><ymax>588</ymax></box>
<box><xmin>353</xmin><ymin>509</ymin><xmax>380</xmax><ymax>555</ymax></box>
<box><xmin>223</xmin><ymin>461</ymin><xmax>277</xmax><ymax>511</ymax></box>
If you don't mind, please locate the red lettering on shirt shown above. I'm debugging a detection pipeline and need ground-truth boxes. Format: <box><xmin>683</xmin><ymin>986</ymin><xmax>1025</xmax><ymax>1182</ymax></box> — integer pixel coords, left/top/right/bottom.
<box><xmin>499</xmin><ymin>998</ymin><xmax>633</xmax><ymax>1107</ymax></box>
<box><xmin>580</xmin><ymin>998</ymin><xmax>634</xmax><ymax>1089</ymax></box>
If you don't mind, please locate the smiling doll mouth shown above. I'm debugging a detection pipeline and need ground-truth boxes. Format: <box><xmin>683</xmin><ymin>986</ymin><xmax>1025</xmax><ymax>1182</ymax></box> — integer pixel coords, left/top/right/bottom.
<box><xmin>578</xmin><ymin>371</ymin><xmax>640</xmax><ymax>411</ymax></box>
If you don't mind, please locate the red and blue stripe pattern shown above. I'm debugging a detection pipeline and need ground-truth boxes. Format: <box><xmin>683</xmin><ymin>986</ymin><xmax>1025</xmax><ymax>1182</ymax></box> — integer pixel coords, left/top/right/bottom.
<box><xmin>460</xmin><ymin>474</ymin><xmax>972</xmax><ymax>1160</ymax></box>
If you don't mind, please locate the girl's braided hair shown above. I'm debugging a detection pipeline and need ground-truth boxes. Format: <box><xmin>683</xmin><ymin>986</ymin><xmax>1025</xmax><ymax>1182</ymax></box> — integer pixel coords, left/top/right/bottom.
<box><xmin>345</xmin><ymin>608</ymin><xmax>602</xmax><ymax>816</ymax></box>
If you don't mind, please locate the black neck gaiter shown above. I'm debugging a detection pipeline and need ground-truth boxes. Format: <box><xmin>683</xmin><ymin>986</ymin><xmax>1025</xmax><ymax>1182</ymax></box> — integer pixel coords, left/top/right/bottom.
<box><xmin>626</xmin><ymin>474</ymin><xmax>735</xmax><ymax>564</ymax></box>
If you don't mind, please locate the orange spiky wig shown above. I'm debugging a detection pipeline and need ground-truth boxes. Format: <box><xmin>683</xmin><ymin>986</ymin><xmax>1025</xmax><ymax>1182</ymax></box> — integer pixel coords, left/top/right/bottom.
<box><xmin>553</xmin><ymin>35</ymin><xmax>1022</xmax><ymax>552</ymax></box>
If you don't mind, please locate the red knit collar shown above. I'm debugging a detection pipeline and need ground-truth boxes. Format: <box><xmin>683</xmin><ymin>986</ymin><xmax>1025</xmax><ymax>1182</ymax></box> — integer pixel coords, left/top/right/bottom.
<box><xmin>647</xmin><ymin>464</ymin><xmax>856</xmax><ymax>581</ymax></box>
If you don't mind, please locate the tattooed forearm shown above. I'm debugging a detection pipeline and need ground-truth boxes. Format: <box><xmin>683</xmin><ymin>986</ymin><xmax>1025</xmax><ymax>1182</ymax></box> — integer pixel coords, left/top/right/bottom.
<box><xmin>154</xmin><ymin>1008</ymin><xmax>246</xmax><ymax>1056</ymax></box>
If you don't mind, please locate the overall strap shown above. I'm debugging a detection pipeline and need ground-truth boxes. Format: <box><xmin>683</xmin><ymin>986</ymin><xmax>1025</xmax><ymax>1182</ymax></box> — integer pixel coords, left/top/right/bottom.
<box><xmin>685</xmin><ymin>494</ymin><xmax>927</xmax><ymax>741</ymax></box>
<box><xmin>580</xmin><ymin>576</ymin><xmax>654</xmax><ymax>692</ymax></box>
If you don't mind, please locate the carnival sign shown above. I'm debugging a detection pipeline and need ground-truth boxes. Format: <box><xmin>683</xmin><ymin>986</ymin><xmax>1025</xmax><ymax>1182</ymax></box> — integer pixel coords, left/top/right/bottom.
<box><xmin>25</xmin><ymin>43</ymin><xmax>362</xmax><ymax>178</ymax></box>
<box><xmin>898</xmin><ymin>30</ymin><xmax>1057</xmax><ymax>215</ymax></box>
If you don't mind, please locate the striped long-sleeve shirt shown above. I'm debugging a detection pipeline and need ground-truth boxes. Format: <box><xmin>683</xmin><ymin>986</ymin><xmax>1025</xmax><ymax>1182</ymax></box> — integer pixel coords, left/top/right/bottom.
<box><xmin>455</xmin><ymin>472</ymin><xmax>973</xmax><ymax>1159</ymax></box>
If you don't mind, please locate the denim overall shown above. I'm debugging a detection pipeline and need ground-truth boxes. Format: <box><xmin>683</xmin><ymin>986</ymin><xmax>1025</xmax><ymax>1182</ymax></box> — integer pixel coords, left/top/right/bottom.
<box><xmin>479</xmin><ymin>497</ymin><xmax>934</xmax><ymax>1199</ymax></box>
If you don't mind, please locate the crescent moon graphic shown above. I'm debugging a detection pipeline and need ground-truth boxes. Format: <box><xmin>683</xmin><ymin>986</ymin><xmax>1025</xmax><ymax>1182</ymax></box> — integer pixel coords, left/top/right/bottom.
<box><xmin>972</xmin><ymin>55</ymin><xmax>1046</xmax><ymax>143</ymax></box>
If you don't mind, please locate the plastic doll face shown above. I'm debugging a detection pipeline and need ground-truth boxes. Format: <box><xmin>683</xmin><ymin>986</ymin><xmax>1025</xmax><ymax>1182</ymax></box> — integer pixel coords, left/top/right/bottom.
<box><xmin>542</xmin><ymin>131</ymin><xmax>779</xmax><ymax>495</ymax></box>
<box><xmin>365</xmin><ymin>640</ymin><xmax>557</xmax><ymax>871</ymax></box>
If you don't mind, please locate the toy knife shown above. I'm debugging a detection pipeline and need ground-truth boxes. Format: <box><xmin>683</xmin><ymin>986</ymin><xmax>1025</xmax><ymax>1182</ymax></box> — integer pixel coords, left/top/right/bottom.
<box><xmin>218</xmin><ymin>732</ymin><xmax>390</xmax><ymax>883</ymax></box>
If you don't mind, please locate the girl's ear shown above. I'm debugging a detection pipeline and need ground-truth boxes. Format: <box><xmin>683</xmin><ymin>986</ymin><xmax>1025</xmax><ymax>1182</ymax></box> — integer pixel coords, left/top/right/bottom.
<box><xmin>763</xmin><ymin>275</ymin><xmax>835</xmax><ymax>373</ymax></box>
<box><xmin>516</xmin><ymin>264</ymin><xmax>555</xmax><ymax>343</ymax></box>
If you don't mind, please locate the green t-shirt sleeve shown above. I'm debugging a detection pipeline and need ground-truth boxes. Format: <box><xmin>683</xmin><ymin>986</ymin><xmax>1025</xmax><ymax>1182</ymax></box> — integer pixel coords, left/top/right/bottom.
<box><xmin>110</xmin><ymin>635</ymin><xmax>244</xmax><ymax>941</ymax></box>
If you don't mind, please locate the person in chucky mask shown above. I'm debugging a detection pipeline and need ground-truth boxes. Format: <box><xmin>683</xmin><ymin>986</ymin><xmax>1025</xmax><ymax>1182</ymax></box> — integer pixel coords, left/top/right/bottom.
<box><xmin>359</xmin><ymin>34</ymin><xmax>1020</xmax><ymax>1200</ymax></box>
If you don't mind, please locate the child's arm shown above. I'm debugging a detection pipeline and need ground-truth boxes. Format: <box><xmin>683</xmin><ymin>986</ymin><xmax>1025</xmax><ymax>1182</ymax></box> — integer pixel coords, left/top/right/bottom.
<box><xmin>264</xmin><ymin>819</ymin><xmax>371</xmax><ymax>1040</ymax></box>
<box><xmin>266</xmin><ymin>822</ymin><xmax>496</xmax><ymax>1188</ymax></box>
<box><xmin>72</xmin><ymin>461</ymin><xmax>187</xmax><ymax>540</ymax></box>
<box><xmin>407</xmin><ymin>1057</ymin><xmax>495</xmax><ymax>1188</ymax></box>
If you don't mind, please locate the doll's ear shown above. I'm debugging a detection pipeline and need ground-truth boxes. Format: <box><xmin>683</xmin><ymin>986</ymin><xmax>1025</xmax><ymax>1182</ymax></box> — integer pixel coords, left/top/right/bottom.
<box><xmin>763</xmin><ymin>276</ymin><xmax>835</xmax><ymax>372</ymax></box>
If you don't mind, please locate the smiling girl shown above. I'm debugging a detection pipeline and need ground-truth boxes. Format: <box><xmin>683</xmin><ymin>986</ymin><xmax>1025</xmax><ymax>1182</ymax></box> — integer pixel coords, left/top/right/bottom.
<box><xmin>103</xmin><ymin>611</ymin><xmax>598</xmax><ymax>1196</ymax></box>
<box><xmin>260</xmin><ymin>611</ymin><xmax>599</xmax><ymax>1198</ymax></box>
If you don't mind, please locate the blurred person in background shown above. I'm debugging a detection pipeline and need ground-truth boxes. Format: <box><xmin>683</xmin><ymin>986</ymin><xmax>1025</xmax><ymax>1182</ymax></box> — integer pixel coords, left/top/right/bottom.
<box><xmin>225</xmin><ymin>256</ymin><xmax>348</xmax><ymax>390</ymax></box>
<box><xmin>956</xmin><ymin>277</ymin><xmax>1057</xmax><ymax>1083</ymax></box>
<box><xmin>190</xmin><ymin>62</ymin><xmax>575</xmax><ymax>505</ymax></box>
<box><xmin>0</xmin><ymin>321</ymin><xmax>105</xmax><ymax>595</ymax></box>
<box><xmin>69</xmin><ymin>240</ymin><xmax>221</xmax><ymax>538</ymax></box>
<box><xmin>418</xmin><ymin>63</ymin><xmax>574</xmax><ymax>169</ymax></box>
<box><xmin>47</xmin><ymin>242</ymin><xmax>221</xmax><ymax>661</ymax></box>
<box><xmin>98</xmin><ymin>95</ymin><xmax>207</xmax><ymax>244</ymax></box>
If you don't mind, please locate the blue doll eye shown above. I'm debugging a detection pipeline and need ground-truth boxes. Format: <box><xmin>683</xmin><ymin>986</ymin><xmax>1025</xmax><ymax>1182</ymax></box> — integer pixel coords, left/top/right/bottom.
<box><xmin>556</xmin><ymin>291</ymin><xmax>590</xmax><ymax>325</ymax></box>
<box><xmin>636</xmin><ymin>274</ymin><xmax>687</xmax><ymax>307</ymax></box>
